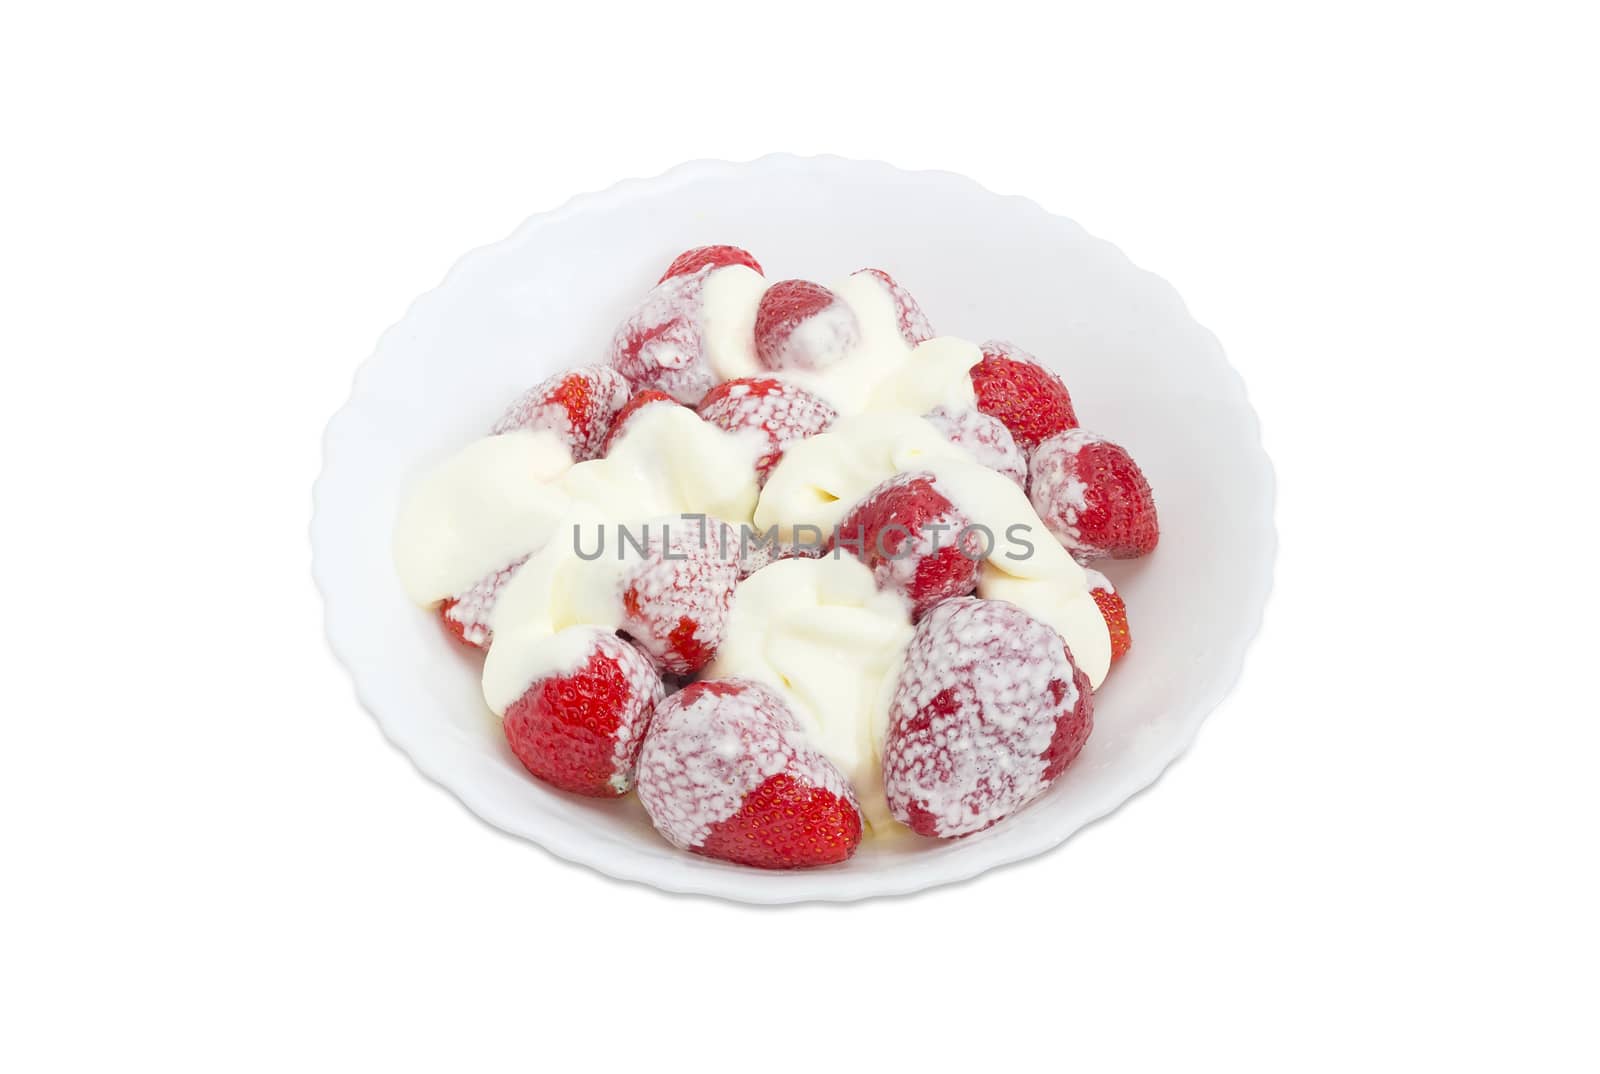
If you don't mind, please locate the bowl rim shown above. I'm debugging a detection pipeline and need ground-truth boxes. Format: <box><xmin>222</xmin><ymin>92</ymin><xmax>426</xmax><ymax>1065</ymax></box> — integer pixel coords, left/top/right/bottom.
<box><xmin>310</xmin><ymin>153</ymin><xmax>1277</xmax><ymax>903</ymax></box>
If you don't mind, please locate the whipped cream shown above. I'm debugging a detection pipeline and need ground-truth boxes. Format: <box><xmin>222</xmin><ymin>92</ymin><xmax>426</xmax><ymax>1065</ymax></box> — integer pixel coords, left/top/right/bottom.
<box><xmin>755</xmin><ymin>414</ymin><xmax>1113</xmax><ymax>687</ymax></box>
<box><xmin>481</xmin><ymin>405</ymin><xmax>764</xmax><ymax>709</ymax></box>
<box><xmin>553</xmin><ymin>403</ymin><xmax>766</xmax><ymax>525</ymax></box>
<box><xmin>392</xmin><ymin>428</ymin><xmax>575</xmax><ymax>605</ymax></box>
<box><xmin>754</xmin><ymin>413</ymin><xmax>970</xmax><ymax>540</ymax></box>
<box><xmin>707</xmin><ymin>555</ymin><xmax>914</xmax><ymax>832</ymax></box>
<box><xmin>702</xmin><ymin>268</ymin><xmax>979</xmax><ymax>416</ymax></box>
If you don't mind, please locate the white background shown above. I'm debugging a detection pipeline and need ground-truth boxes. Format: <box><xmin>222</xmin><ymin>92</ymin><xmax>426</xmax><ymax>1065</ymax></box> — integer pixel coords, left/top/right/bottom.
<box><xmin>3</xmin><ymin>2</ymin><xmax>1596</xmax><ymax>1070</ymax></box>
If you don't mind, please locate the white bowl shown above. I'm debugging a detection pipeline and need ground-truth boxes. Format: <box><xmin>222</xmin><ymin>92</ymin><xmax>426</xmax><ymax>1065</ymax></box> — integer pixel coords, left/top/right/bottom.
<box><xmin>312</xmin><ymin>155</ymin><xmax>1275</xmax><ymax>903</ymax></box>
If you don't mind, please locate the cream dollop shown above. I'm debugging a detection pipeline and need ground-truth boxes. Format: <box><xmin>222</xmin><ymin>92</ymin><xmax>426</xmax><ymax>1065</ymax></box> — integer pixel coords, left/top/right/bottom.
<box><xmin>707</xmin><ymin>555</ymin><xmax>914</xmax><ymax>832</ymax></box>
<box><xmin>479</xmin><ymin>405</ymin><xmax>765</xmax><ymax>713</ymax></box>
<box><xmin>392</xmin><ymin>428</ymin><xmax>575</xmax><ymax>605</ymax></box>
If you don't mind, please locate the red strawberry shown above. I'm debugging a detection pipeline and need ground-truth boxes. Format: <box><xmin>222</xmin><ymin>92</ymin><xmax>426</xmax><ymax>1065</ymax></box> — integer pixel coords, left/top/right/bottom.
<box><xmin>635</xmin><ymin>678</ymin><xmax>863</xmax><ymax>868</ymax></box>
<box><xmin>697</xmin><ymin>377</ymin><xmax>838</xmax><ymax>483</ymax></box>
<box><xmin>831</xmin><ymin>471</ymin><xmax>984</xmax><ymax>618</ymax></box>
<box><xmin>492</xmin><ymin>364</ymin><xmax>630</xmax><ymax>461</ymax></box>
<box><xmin>501</xmin><ymin>627</ymin><xmax>665</xmax><ymax>797</ymax></box>
<box><xmin>754</xmin><ymin>280</ymin><xmax>860</xmax><ymax>371</ymax></box>
<box><xmin>1084</xmin><ymin>568</ymin><xmax>1131</xmax><ymax>664</ymax></box>
<box><xmin>601</xmin><ymin>389</ymin><xmax>682</xmax><ymax>455</ymax></box>
<box><xmin>1029</xmin><ymin>429</ymin><xmax>1159</xmax><ymax>561</ymax></box>
<box><xmin>617</xmin><ymin>519</ymin><xmax>740</xmax><ymax>674</ymax></box>
<box><xmin>969</xmin><ymin>341</ymin><xmax>1078</xmax><ymax>453</ymax></box>
<box><xmin>437</xmin><ymin>555</ymin><xmax>529</xmax><ymax>650</ymax></box>
<box><xmin>609</xmin><ymin>270</ymin><xmax>731</xmax><ymax>405</ymax></box>
<box><xmin>883</xmin><ymin>597</ymin><xmax>1094</xmax><ymax>837</ymax></box>
<box><xmin>922</xmin><ymin>405</ymin><xmax>1027</xmax><ymax>488</ymax></box>
<box><xmin>852</xmin><ymin>268</ymin><xmax>934</xmax><ymax>346</ymax></box>
<box><xmin>658</xmin><ymin>244</ymin><xmax>762</xmax><ymax>284</ymax></box>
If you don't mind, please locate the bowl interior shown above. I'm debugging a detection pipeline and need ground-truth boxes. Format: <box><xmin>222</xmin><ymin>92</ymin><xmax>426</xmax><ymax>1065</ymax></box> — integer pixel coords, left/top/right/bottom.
<box><xmin>312</xmin><ymin>156</ymin><xmax>1274</xmax><ymax>902</ymax></box>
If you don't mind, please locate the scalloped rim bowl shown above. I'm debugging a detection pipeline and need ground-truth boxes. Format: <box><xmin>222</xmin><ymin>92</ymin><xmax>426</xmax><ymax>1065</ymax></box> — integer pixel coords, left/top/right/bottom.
<box><xmin>311</xmin><ymin>155</ymin><xmax>1275</xmax><ymax>903</ymax></box>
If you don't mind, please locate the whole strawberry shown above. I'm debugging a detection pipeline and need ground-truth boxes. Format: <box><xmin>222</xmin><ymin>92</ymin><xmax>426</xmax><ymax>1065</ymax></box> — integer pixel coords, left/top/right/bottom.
<box><xmin>617</xmin><ymin>519</ymin><xmax>740</xmax><ymax>675</ymax></box>
<box><xmin>832</xmin><ymin>470</ymin><xmax>984</xmax><ymax>618</ymax></box>
<box><xmin>492</xmin><ymin>364</ymin><xmax>631</xmax><ymax>462</ymax></box>
<box><xmin>922</xmin><ymin>405</ymin><xmax>1027</xmax><ymax>488</ymax></box>
<box><xmin>1029</xmin><ymin>429</ymin><xmax>1159</xmax><ymax>561</ymax></box>
<box><xmin>697</xmin><ymin>376</ymin><xmax>838</xmax><ymax>483</ymax></box>
<box><xmin>500</xmin><ymin>627</ymin><xmax>665</xmax><ymax>797</ymax></box>
<box><xmin>636</xmin><ymin>678</ymin><xmax>863</xmax><ymax>868</ymax></box>
<box><xmin>883</xmin><ymin>597</ymin><xmax>1094</xmax><ymax>838</ymax></box>
<box><xmin>610</xmin><ymin>245</ymin><xmax>765</xmax><ymax>404</ymax></box>
<box><xmin>754</xmin><ymin>279</ymin><xmax>861</xmax><ymax>371</ymax></box>
<box><xmin>968</xmin><ymin>341</ymin><xmax>1078</xmax><ymax>454</ymax></box>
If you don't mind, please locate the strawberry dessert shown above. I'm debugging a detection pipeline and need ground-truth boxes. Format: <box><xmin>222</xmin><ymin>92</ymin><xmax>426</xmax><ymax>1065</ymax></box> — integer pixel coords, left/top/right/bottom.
<box><xmin>393</xmin><ymin>243</ymin><xmax>1160</xmax><ymax>869</ymax></box>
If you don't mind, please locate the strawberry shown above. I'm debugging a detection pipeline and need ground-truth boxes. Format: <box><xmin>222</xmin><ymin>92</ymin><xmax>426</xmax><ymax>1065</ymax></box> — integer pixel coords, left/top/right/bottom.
<box><xmin>601</xmin><ymin>388</ymin><xmax>682</xmax><ymax>455</ymax></box>
<box><xmin>922</xmin><ymin>405</ymin><xmax>1027</xmax><ymax>488</ymax></box>
<box><xmin>492</xmin><ymin>364</ymin><xmax>631</xmax><ymax>462</ymax></box>
<box><xmin>969</xmin><ymin>341</ymin><xmax>1078</xmax><ymax>453</ymax></box>
<box><xmin>501</xmin><ymin>627</ymin><xmax>665</xmax><ymax>797</ymax></box>
<box><xmin>1084</xmin><ymin>568</ymin><xmax>1131</xmax><ymax>664</ymax></box>
<box><xmin>617</xmin><ymin>518</ymin><xmax>740</xmax><ymax>674</ymax></box>
<box><xmin>883</xmin><ymin>597</ymin><xmax>1094</xmax><ymax>838</ymax></box>
<box><xmin>754</xmin><ymin>279</ymin><xmax>860</xmax><ymax>371</ymax></box>
<box><xmin>831</xmin><ymin>471</ymin><xmax>984</xmax><ymax>618</ymax></box>
<box><xmin>1029</xmin><ymin>429</ymin><xmax>1159</xmax><ymax>561</ymax></box>
<box><xmin>437</xmin><ymin>555</ymin><xmax>528</xmax><ymax>650</ymax></box>
<box><xmin>658</xmin><ymin>244</ymin><xmax>762</xmax><ymax>284</ymax></box>
<box><xmin>697</xmin><ymin>377</ymin><xmax>838</xmax><ymax>483</ymax></box>
<box><xmin>635</xmin><ymin>678</ymin><xmax>863</xmax><ymax>868</ymax></box>
<box><xmin>852</xmin><ymin>268</ymin><xmax>934</xmax><ymax>346</ymax></box>
<box><xmin>609</xmin><ymin>270</ymin><xmax>728</xmax><ymax>405</ymax></box>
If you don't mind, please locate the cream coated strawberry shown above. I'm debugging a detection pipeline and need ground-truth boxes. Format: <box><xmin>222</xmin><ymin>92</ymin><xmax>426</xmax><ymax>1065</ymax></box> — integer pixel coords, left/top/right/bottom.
<box><xmin>922</xmin><ymin>405</ymin><xmax>1027</xmax><ymax>488</ymax></box>
<box><xmin>969</xmin><ymin>341</ymin><xmax>1079</xmax><ymax>454</ymax></box>
<box><xmin>882</xmin><ymin>598</ymin><xmax>1094</xmax><ymax>838</ymax></box>
<box><xmin>658</xmin><ymin>244</ymin><xmax>762</xmax><ymax>284</ymax></box>
<box><xmin>492</xmin><ymin>364</ymin><xmax>630</xmax><ymax>462</ymax></box>
<box><xmin>1030</xmin><ymin>429</ymin><xmax>1159</xmax><ymax>561</ymax></box>
<box><xmin>437</xmin><ymin>555</ymin><xmax>528</xmax><ymax>649</ymax></box>
<box><xmin>697</xmin><ymin>377</ymin><xmax>838</xmax><ymax>482</ymax></box>
<box><xmin>852</xmin><ymin>268</ymin><xmax>934</xmax><ymax>346</ymax></box>
<box><xmin>635</xmin><ymin>678</ymin><xmax>863</xmax><ymax>868</ymax></box>
<box><xmin>610</xmin><ymin>247</ymin><xmax>766</xmax><ymax>404</ymax></box>
<box><xmin>754</xmin><ymin>279</ymin><xmax>861</xmax><ymax>371</ymax></box>
<box><xmin>618</xmin><ymin>521</ymin><xmax>740</xmax><ymax>675</ymax></box>
<box><xmin>501</xmin><ymin>627</ymin><xmax>665</xmax><ymax>797</ymax></box>
<box><xmin>832</xmin><ymin>471</ymin><xmax>984</xmax><ymax>618</ymax></box>
<box><xmin>601</xmin><ymin>389</ymin><xmax>682</xmax><ymax>455</ymax></box>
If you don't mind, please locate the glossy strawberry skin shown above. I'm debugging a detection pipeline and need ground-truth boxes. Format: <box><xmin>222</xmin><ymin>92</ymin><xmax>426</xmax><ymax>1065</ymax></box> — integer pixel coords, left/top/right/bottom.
<box><xmin>1085</xmin><ymin>570</ymin><xmax>1132</xmax><ymax>663</ymax></box>
<box><xmin>969</xmin><ymin>342</ymin><xmax>1079</xmax><ymax>453</ymax></box>
<box><xmin>635</xmin><ymin>678</ymin><xmax>862</xmax><ymax>869</ymax></box>
<box><xmin>658</xmin><ymin>244</ymin><xmax>762</xmax><ymax>284</ymax></box>
<box><xmin>501</xmin><ymin>630</ymin><xmax>664</xmax><ymax>797</ymax></box>
<box><xmin>1030</xmin><ymin>429</ymin><xmax>1159</xmax><ymax>561</ymax></box>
